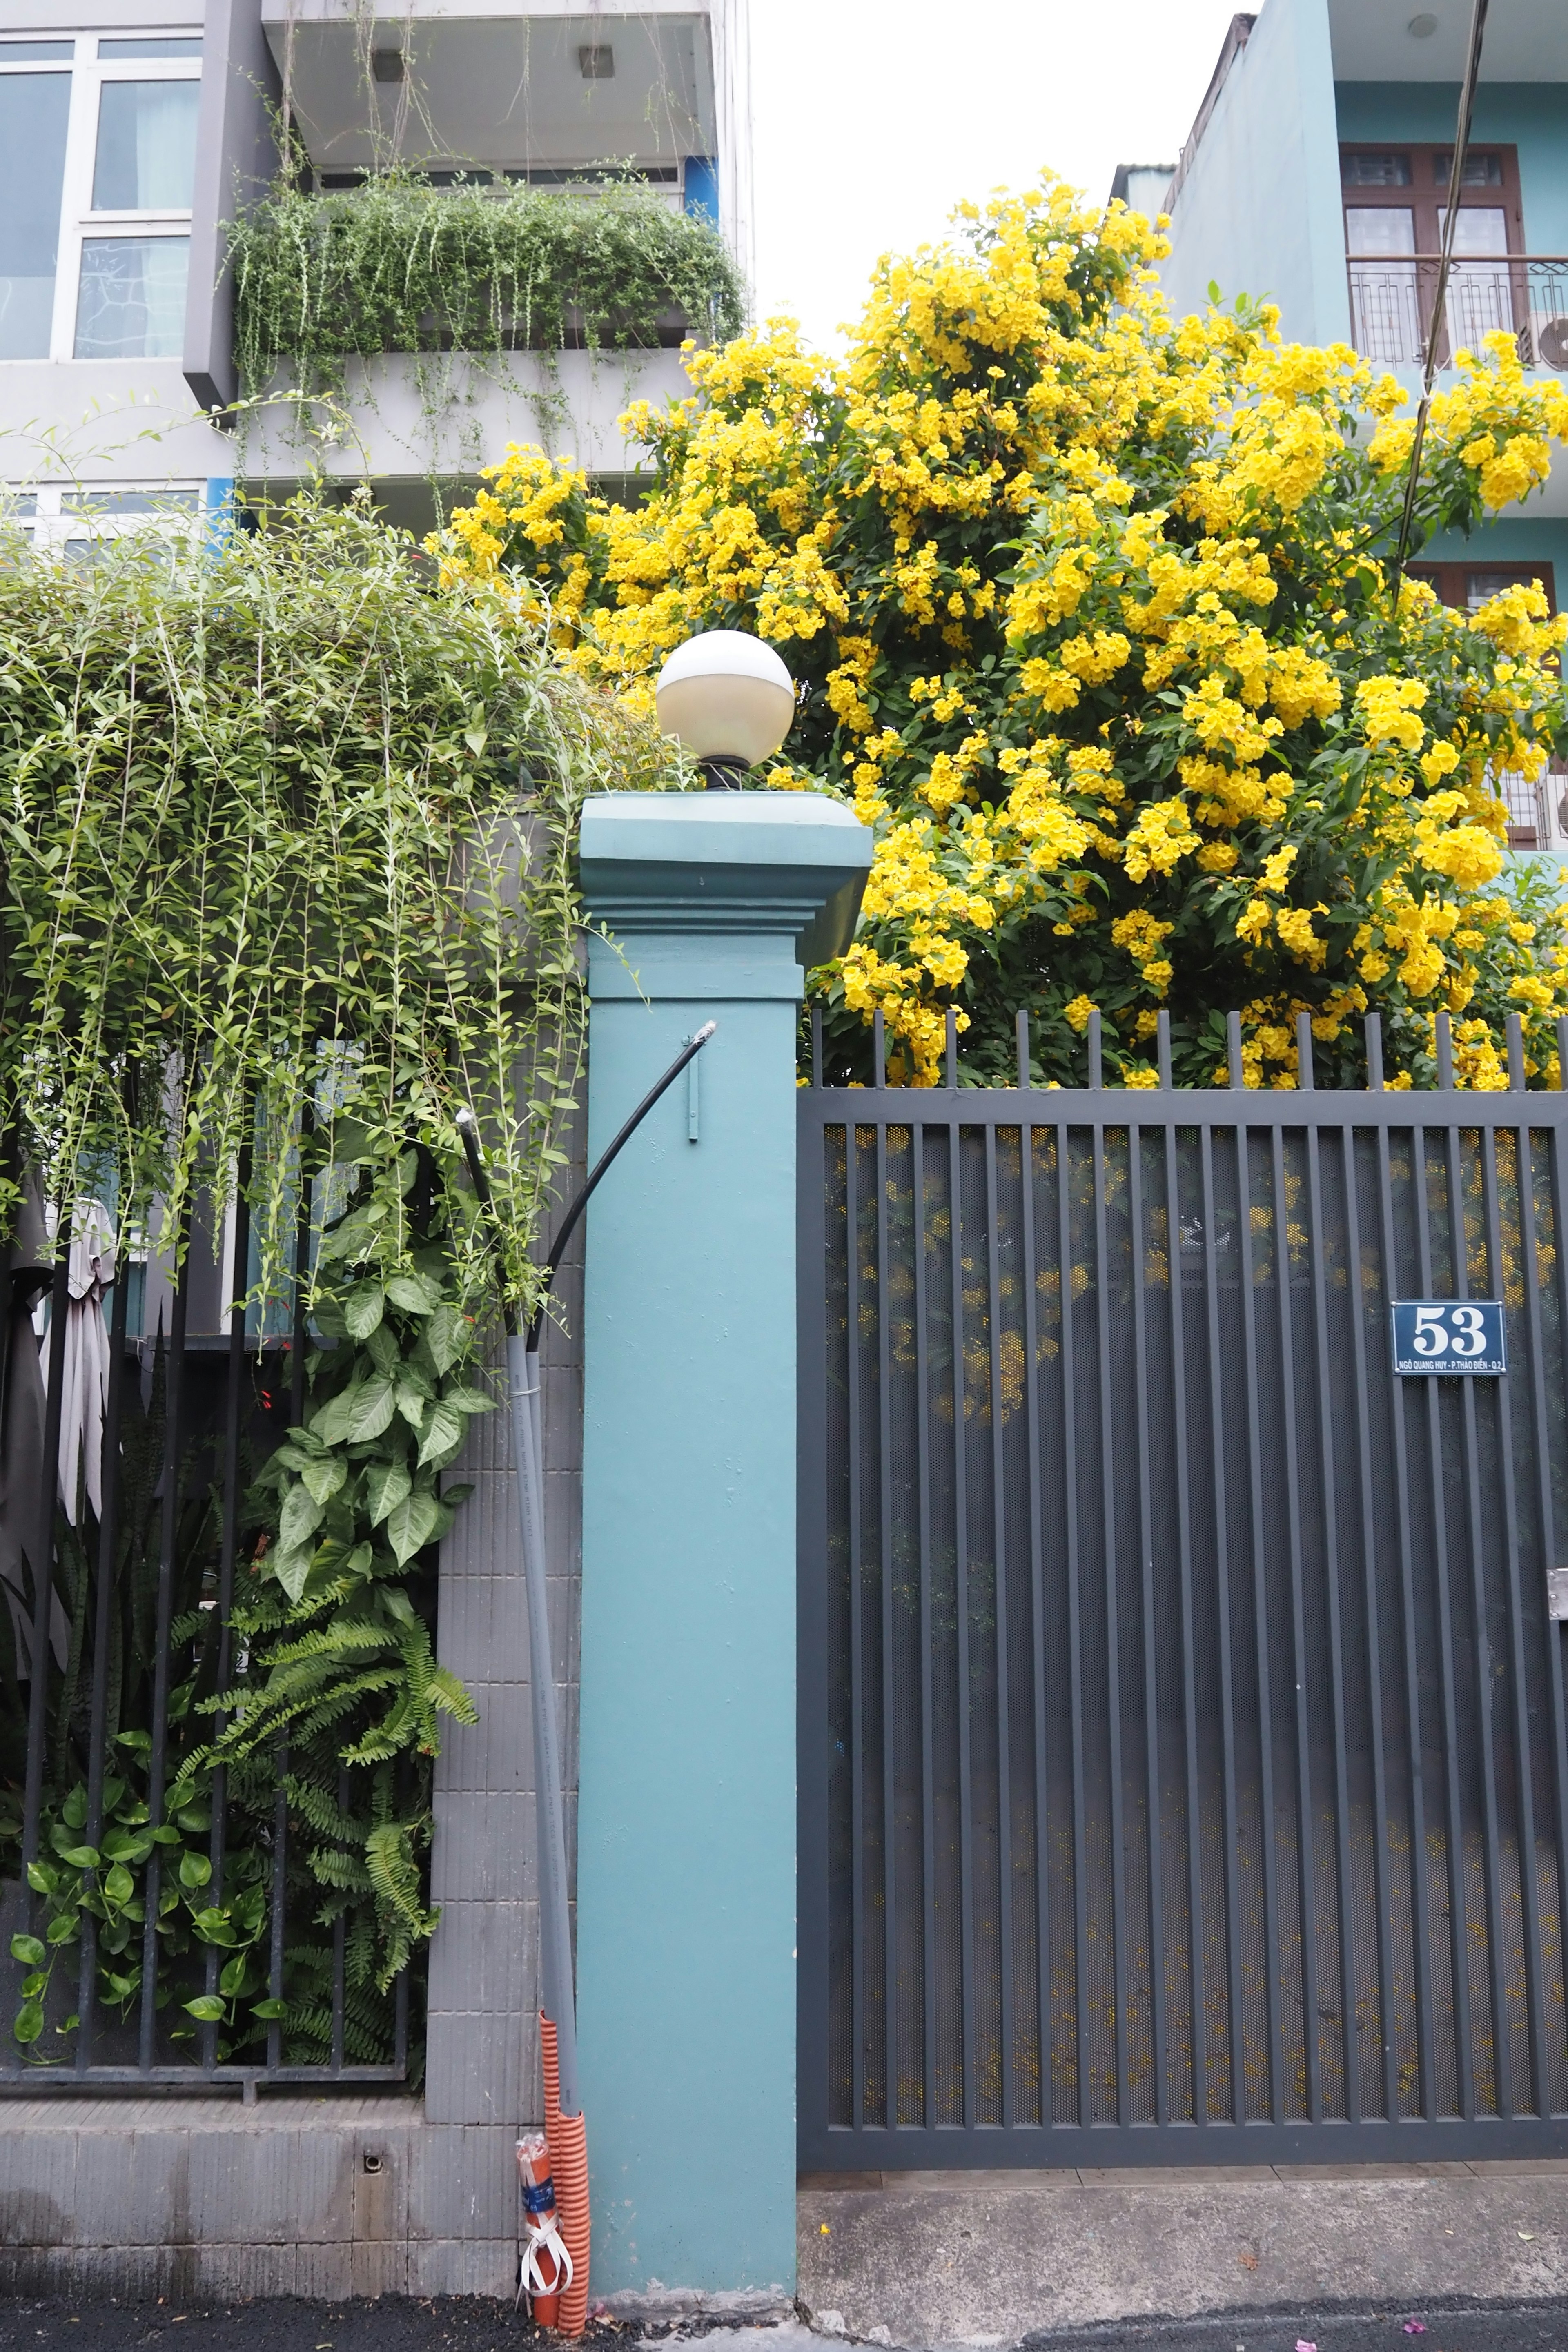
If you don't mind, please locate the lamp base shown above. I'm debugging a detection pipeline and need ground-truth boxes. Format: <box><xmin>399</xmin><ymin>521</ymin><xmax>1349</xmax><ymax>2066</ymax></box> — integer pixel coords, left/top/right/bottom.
<box><xmin>698</xmin><ymin>756</ymin><xmax>751</xmax><ymax>791</ymax></box>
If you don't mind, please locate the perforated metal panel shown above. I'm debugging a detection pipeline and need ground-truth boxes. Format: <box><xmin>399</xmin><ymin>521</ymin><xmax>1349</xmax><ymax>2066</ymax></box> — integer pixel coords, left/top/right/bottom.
<box><xmin>798</xmin><ymin>1079</ymin><xmax>1568</xmax><ymax>2165</ymax></box>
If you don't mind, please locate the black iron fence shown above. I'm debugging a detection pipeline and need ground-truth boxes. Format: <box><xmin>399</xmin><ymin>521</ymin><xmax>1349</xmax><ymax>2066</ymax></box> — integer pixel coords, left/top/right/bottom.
<box><xmin>799</xmin><ymin>1005</ymin><xmax>1568</xmax><ymax>2165</ymax></box>
<box><xmin>1347</xmin><ymin>253</ymin><xmax>1568</xmax><ymax>372</ymax></box>
<box><xmin>1</xmin><ymin>1148</ymin><xmax>409</xmax><ymax>2096</ymax></box>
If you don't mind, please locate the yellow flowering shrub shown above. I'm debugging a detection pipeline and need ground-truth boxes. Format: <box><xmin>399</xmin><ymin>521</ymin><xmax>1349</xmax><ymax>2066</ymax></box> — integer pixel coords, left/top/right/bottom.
<box><xmin>434</xmin><ymin>179</ymin><xmax>1568</xmax><ymax>1087</ymax></box>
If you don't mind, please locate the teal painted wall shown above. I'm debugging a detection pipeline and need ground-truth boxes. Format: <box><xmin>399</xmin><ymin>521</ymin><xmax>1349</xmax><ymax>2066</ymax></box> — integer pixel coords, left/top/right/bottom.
<box><xmin>1158</xmin><ymin>0</ymin><xmax>1348</xmax><ymax>341</ymax></box>
<box><xmin>573</xmin><ymin>793</ymin><xmax>871</xmax><ymax>2297</ymax></box>
<box><xmin>1334</xmin><ymin>84</ymin><xmax>1568</xmax><ymax>254</ymax></box>
<box><xmin>1416</xmin><ymin>517</ymin><xmax>1568</xmax><ymax>581</ymax></box>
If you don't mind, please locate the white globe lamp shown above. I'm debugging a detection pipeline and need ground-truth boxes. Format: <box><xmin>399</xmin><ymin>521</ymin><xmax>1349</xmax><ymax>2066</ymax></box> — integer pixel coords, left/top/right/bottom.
<box><xmin>654</xmin><ymin>630</ymin><xmax>796</xmax><ymax>788</ymax></box>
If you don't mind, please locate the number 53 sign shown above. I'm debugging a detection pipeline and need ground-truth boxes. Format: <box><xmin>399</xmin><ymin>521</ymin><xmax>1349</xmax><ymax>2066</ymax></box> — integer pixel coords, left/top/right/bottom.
<box><xmin>1390</xmin><ymin>1299</ymin><xmax>1507</xmax><ymax>1376</ymax></box>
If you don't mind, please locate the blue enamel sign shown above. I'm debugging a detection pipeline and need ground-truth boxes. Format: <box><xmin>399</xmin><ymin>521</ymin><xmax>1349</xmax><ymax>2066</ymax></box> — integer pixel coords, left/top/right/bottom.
<box><xmin>1390</xmin><ymin>1299</ymin><xmax>1506</xmax><ymax>1376</ymax></box>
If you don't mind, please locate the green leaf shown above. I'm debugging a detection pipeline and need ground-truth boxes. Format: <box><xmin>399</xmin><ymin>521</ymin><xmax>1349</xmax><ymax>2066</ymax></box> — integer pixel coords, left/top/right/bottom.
<box><xmin>46</xmin><ymin>1911</ymin><xmax>80</xmax><ymax>1945</ymax></box>
<box><xmin>366</xmin><ymin>1458</ymin><xmax>412</xmax><ymax>1528</ymax></box>
<box><xmin>179</xmin><ymin>1851</ymin><xmax>213</xmax><ymax>1890</ymax></box>
<box><xmin>251</xmin><ymin>1997</ymin><xmax>288</xmax><ymax>2020</ymax></box>
<box><xmin>183</xmin><ymin>1993</ymin><xmax>227</xmax><ymax>2022</ymax></box>
<box><xmin>385</xmin><ymin>1488</ymin><xmax>442</xmax><ymax>1566</ymax></box>
<box><xmin>274</xmin><ymin>1547</ymin><xmax>313</xmax><ymax>1605</ymax></box>
<box><xmin>9</xmin><ymin>1935</ymin><xmax>46</xmax><ymax>1968</ymax></box>
<box><xmin>301</xmin><ymin>1454</ymin><xmax>348</xmax><ymax>1507</ymax></box>
<box><xmin>346</xmin><ymin>1370</ymin><xmax>398</xmax><ymax>1441</ymax></box>
<box><xmin>440</xmin><ymin>1384</ymin><xmax>496</xmax><ymax>1415</ymax></box>
<box><xmin>280</xmin><ymin>1483</ymin><xmax>324</xmax><ymax>1553</ymax></box>
<box><xmin>103</xmin><ymin>1864</ymin><xmax>134</xmax><ymax>1905</ymax></box>
<box><xmin>386</xmin><ymin>1270</ymin><xmax>442</xmax><ymax>1316</ymax></box>
<box><xmin>26</xmin><ymin>1863</ymin><xmax>59</xmax><ymax>1895</ymax></box>
<box><xmin>14</xmin><ymin>1999</ymin><xmax>44</xmax><ymax>2044</ymax></box>
<box><xmin>218</xmin><ymin>1955</ymin><xmax>249</xmax><ymax>1996</ymax></box>
<box><xmin>344</xmin><ymin>1283</ymin><xmax>385</xmax><ymax>1339</ymax></box>
<box><xmin>425</xmin><ymin>1302</ymin><xmax>472</xmax><ymax>1375</ymax></box>
<box><xmin>59</xmin><ymin>1845</ymin><xmax>99</xmax><ymax>1869</ymax></box>
<box><xmin>395</xmin><ymin>1379</ymin><xmax>430</xmax><ymax>1430</ymax></box>
<box><xmin>310</xmin><ymin>1386</ymin><xmax>361</xmax><ymax>1446</ymax></box>
<box><xmin>418</xmin><ymin>1399</ymin><xmax>467</xmax><ymax>1469</ymax></box>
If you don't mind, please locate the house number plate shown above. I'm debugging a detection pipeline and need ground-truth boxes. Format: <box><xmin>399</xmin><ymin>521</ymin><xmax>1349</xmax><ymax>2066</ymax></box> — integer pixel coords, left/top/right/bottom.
<box><xmin>1390</xmin><ymin>1298</ymin><xmax>1507</xmax><ymax>1376</ymax></box>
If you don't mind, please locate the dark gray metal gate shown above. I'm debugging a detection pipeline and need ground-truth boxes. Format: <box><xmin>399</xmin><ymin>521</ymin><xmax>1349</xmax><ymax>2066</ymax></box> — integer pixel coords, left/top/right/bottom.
<box><xmin>798</xmin><ymin>1011</ymin><xmax>1568</xmax><ymax>2167</ymax></box>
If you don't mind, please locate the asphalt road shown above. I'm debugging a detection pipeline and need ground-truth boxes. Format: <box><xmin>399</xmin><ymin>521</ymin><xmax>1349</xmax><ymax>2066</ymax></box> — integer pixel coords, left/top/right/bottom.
<box><xmin>5</xmin><ymin>2303</ymin><xmax>1568</xmax><ymax>2352</ymax></box>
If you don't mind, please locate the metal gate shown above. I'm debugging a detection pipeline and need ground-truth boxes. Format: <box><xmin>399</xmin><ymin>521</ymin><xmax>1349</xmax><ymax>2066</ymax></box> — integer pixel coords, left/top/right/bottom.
<box><xmin>798</xmin><ymin>1014</ymin><xmax>1568</xmax><ymax>2166</ymax></box>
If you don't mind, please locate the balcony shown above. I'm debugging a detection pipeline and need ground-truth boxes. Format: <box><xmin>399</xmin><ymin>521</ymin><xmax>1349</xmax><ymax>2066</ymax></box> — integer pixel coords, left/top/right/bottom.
<box><xmin>1347</xmin><ymin>254</ymin><xmax>1568</xmax><ymax>372</ymax></box>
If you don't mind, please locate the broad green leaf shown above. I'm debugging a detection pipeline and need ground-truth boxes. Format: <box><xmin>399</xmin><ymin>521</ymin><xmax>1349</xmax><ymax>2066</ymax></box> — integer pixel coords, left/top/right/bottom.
<box><xmin>385</xmin><ymin>1488</ymin><xmax>442</xmax><ymax>1566</ymax></box>
<box><xmin>425</xmin><ymin>1302</ymin><xmax>470</xmax><ymax>1375</ymax></box>
<box><xmin>280</xmin><ymin>1483</ymin><xmax>324</xmax><ymax>1553</ymax></box>
<box><xmin>310</xmin><ymin>1386</ymin><xmax>360</xmax><ymax>1446</ymax></box>
<box><xmin>187</xmin><ymin>1909</ymin><xmax>236</xmax><ymax>1946</ymax></box>
<box><xmin>184</xmin><ymin>1993</ymin><xmax>227</xmax><ymax>2022</ymax></box>
<box><xmin>179</xmin><ymin>1851</ymin><xmax>213</xmax><ymax>1889</ymax></box>
<box><xmin>59</xmin><ymin>1845</ymin><xmax>98</xmax><ymax>1869</ymax></box>
<box><xmin>386</xmin><ymin>1270</ymin><xmax>442</xmax><ymax>1316</ymax></box>
<box><xmin>14</xmin><ymin>1999</ymin><xmax>44</xmax><ymax>2044</ymax></box>
<box><xmin>218</xmin><ymin>1955</ymin><xmax>249</xmax><ymax>1996</ymax></box>
<box><xmin>301</xmin><ymin>1454</ymin><xmax>347</xmax><ymax>1507</ymax></box>
<box><xmin>441</xmin><ymin>1384</ymin><xmax>496</xmax><ymax>1415</ymax></box>
<box><xmin>366</xmin><ymin>1458</ymin><xmax>412</xmax><ymax>1528</ymax></box>
<box><xmin>346</xmin><ymin>1370</ymin><xmax>398</xmax><ymax>1441</ymax></box>
<box><xmin>418</xmin><ymin>1400</ymin><xmax>467</xmax><ymax>1469</ymax></box>
<box><xmin>46</xmin><ymin>1911</ymin><xmax>80</xmax><ymax>1945</ymax></box>
<box><xmin>9</xmin><ymin>1934</ymin><xmax>45</xmax><ymax>1968</ymax></box>
<box><xmin>251</xmin><ymin>1997</ymin><xmax>288</xmax><ymax>2021</ymax></box>
<box><xmin>104</xmin><ymin>1864</ymin><xmax>134</xmax><ymax>1905</ymax></box>
<box><xmin>344</xmin><ymin>1283</ymin><xmax>385</xmax><ymax>1339</ymax></box>
<box><xmin>26</xmin><ymin>1863</ymin><xmax>58</xmax><ymax>1895</ymax></box>
<box><xmin>20</xmin><ymin>1971</ymin><xmax>45</xmax><ymax>1999</ymax></box>
<box><xmin>395</xmin><ymin>1380</ymin><xmax>430</xmax><ymax>1431</ymax></box>
<box><xmin>62</xmin><ymin>1785</ymin><xmax>88</xmax><ymax>1829</ymax></box>
<box><xmin>274</xmin><ymin>1546</ymin><xmax>313</xmax><ymax>1604</ymax></box>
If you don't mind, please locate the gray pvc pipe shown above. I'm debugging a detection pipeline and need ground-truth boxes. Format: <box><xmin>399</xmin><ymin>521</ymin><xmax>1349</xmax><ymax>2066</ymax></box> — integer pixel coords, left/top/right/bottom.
<box><xmin>508</xmin><ymin>1332</ymin><xmax>580</xmax><ymax>2117</ymax></box>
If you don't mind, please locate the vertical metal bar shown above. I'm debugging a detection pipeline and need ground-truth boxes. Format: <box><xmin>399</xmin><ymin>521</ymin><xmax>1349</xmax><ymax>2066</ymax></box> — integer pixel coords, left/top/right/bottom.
<box><xmin>811</xmin><ymin>1004</ymin><xmax>823</xmax><ymax>1089</ymax></box>
<box><xmin>1018</xmin><ymin>1107</ymin><xmax>1052</xmax><ymax>2129</ymax></box>
<box><xmin>1016</xmin><ymin>1010</ymin><xmax>1030</xmax><ymax>1094</ymax></box>
<box><xmin>1435</xmin><ymin>1011</ymin><xmax>1454</xmax><ymax>1091</ymax></box>
<box><xmin>1267</xmin><ymin>1125</ymin><xmax>1323</xmax><ymax>2122</ymax></box>
<box><xmin>1411</xmin><ymin>1116</ymin><xmax>1476</xmax><ymax>2114</ymax></box>
<box><xmin>982</xmin><ymin>1123</ymin><xmax>1016</xmax><ymax>2123</ymax></box>
<box><xmin>912</xmin><ymin>1122</ymin><xmax>939</xmax><ymax>2127</ymax></box>
<box><xmin>394</xmin><ymin>1955</ymin><xmax>409</xmax><ymax>2075</ymax></box>
<box><xmin>1480</xmin><ymin>1118</ymin><xmax>1547</xmax><ymax>2113</ymax></box>
<box><xmin>1373</xmin><ymin>1117</ymin><xmax>1439</xmax><ymax>2119</ymax></box>
<box><xmin>947</xmin><ymin>1106</ymin><xmax>978</xmax><ymax>2125</ymax></box>
<box><xmin>1127</xmin><ymin>1125</ymin><xmax>1169</xmax><ymax>2123</ymax></box>
<box><xmin>1091</xmin><ymin>1114</ymin><xmax>1131</xmax><ymax>2123</ymax></box>
<box><xmin>266</xmin><ymin>1749</ymin><xmax>288</xmax><ymax>2074</ymax></box>
<box><xmin>844</xmin><ymin>1122</ymin><xmax>866</xmax><ymax>2129</ymax></box>
<box><xmin>1156</xmin><ymin>1010</ymin><xmax>1173</xmax><ymax>1091</ymax></box>
<box><xmin>1301</xmin><ymin>1116</ymin><xmax>1364</xmax><ymax>2122</ymax></box>
<box><xmin>1227</xmin><ymin>1013</ymin><xmax>1245</xmax><ymax>1092</ymax></box>
<box><xmin>1450</xmin><ymin>1118</ymin><xmax>1514</xmax><ymax>2116</ymax></box>
<box><xmin>1365</xmin><ymin>1014</ymin><xmax>1385</xmax><ymax>1093</ymax></box>
<box><xmin>875</xmin><ymin>1099</ymin><xmax>897</xmax><ymax>2127</ymax></box>
<box><xmin>1235</xmin><ymin>1125</ymin><xmax>1286</xmax><ymax>2121</ymax></box>
<box><xmin>138</xmin><ymin>1203</ymin><xmax>191</xmax><ymax>2072</ymax></box>
<box><xmin>1507</xmin><ymin>1013</ymin><xmax>1526</xmax><ymax>1094</ymax></box>
<box><xmin>873</xmin><ymin>1009</ymin><xmax>886</xmax><ymax>1093</ymax></box>
<box><xmin>1160</xmin><ymin>1102</ymin><xmax>1206</xmax><ymax>2125</ymax></box>
<box><xmin>946</xmin><ymin>1010</ymin><xmax>959</xmax><ymax>1093</ymax></box>
<box><xmin>20</xmin><ymin>1241</ymin><xmax>71</xmax><ymax>1888</ymax></box>
<box><xmin>1559</xmin><ymin>1017</ymin><xmax>1568</xmax><ymax>1092</ymax></box>
<box><xmin>1296</xmin><ymin>1011</ymin><xmax>1315</xmax><ymax>1094</ymax></box>
<box><xmin>1088</xmin><ymin>1012</ymin><xmax>1103</xmax><ymax>1093</ymax></box>
<box><xmin>797</xmin><ymin>1097</ymin><xmax>835</xmax><ymax>2154</ymax></box>
<box><xmin>77</xmin><ymin>1209</ymin><xmax>131</xmax><ymax>2074</ymax></box>
<box><xmin>1198</xmin><ymin>1127</ymin><xmax>1248</xmax><ymax>2120</ymax></box>
<box><xmin>1339</xmin><ymin>1126</ymin><xmax>1401</xmax><ymax>2122</ymax></box>
<box><xmin>1535</xmin><ymin>1102</ymin><xmax>1568</xmax><ymax>2130</ymax></box>
<box><xmin>1518</xmin><ymin>1103</ymin><xmax>1568</xmax><ymax>2111</ymax></box>
<box><xmin>270</xmin><ymin>1099</ymin><xmax>313</xmax><ymax>2077</ymax></box>
<box><xmin>203</xmin><ymin>1137</ymin><xmax>252</xmax><ymax>2074</ymax></box>
<box><xmin>1056</xmin><ymin>1119</ymin><xmax>1092</xmax><ymax>2127</ymax></box>
<box><xmin>332</xmin><ymin>1765</ymin><xmax>348</xmax><ymax>2072</ymax></box>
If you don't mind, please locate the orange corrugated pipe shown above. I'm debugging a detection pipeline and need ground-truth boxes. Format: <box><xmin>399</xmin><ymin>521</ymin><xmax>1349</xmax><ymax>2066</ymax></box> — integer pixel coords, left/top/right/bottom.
<box><xmin>541</xmin><ymin>2012</ymin><xmax>591</xmax><ymax>2336</ymax></box>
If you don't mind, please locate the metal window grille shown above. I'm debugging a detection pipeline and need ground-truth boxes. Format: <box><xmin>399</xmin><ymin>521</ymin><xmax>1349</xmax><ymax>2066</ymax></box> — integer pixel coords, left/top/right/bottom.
<box><xmin>2</xmin><ymin>1123</ymin><xmax>409</xmax><ymax>2096</ymax></box>
<box><xmin>799</xmin><ymin>1009</ymin><xmax>1568</xmax><ymax>2166</ymax></box>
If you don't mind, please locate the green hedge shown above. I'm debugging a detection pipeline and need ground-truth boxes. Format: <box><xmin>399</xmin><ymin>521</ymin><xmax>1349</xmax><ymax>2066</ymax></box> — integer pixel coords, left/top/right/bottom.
<box><xmin>230</xmin><ymin>179</ymin><xmax>748</xmax><ymax>398</ymax></box>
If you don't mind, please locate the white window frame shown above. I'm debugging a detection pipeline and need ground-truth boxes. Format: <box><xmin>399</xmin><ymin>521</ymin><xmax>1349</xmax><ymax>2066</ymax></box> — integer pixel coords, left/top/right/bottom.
<box><xmin>0</xmin><ymin>30</ymin><xmax>201</xmax><ymax>365</ymax></box>
<box><xmin>2</xmin><ymin>479</ymin><xmax>205</xmax><ymax>553</ymax></box>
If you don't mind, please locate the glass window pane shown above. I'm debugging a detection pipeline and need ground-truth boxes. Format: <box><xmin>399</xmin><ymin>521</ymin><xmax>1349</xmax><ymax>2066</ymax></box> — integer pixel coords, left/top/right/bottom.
<box><xmin>74</xmin><ymin>236</ymin><xmax>189</xmax><ymax>357</ymax></box>
<box><xmin>1436</xmin><ymin>150</ymin><xmax>1503</xmax><ymax>187</ymax></box>
<box><xmin>93</xmin><ymin>80</ymin><xmax>199</xmax><ymax>209</ymax></box>
<box><xmin>0</xmin><ymin>41</ymin><xmax>72</xmax><ymax>60</ymax></box>
<box><xmin>1341</xmin><ymin>151</ymin><xmax>1412</xmax><ymax>187</ymax></box>
<box><xmin>61</xmin><ymin>488</ymin><xmax>198</xmax><ymax>512</ymax></box>
<box><xmin>0</xmin><ymin>72</ymin><xmax>70</xmax><ymax>359</ymax></box>
<box><xmin>98</xmin><ymin>38</ymin><xmax>201</xmax><ymax>57</ymax></box>
<box><xmin>1439</xmin><ymin>206</ymin><xmax>1510</xmax><ymax>256</ymax></box>
<box><xmin>1345</xmin><ymin>207</ymin><xmax>1416</xmax><ymax>254</ymax></box>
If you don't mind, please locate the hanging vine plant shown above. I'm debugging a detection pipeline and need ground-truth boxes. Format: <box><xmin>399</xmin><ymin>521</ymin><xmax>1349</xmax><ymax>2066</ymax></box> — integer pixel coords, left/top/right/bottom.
<box><xmin>230</xmin><ymin>177</ymin><xmax>748</xmax><ymax>405</ymax></box>
<box><xmin>0</xmin><ymin>493</ymin><xmax>671</xmax><ymax>2064</ymax></box>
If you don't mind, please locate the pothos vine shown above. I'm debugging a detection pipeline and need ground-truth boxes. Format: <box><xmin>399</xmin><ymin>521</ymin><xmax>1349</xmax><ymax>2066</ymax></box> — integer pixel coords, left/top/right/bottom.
<box><xmin>0</xmin><ymin>492</ymin><xmax>673</xmax><ymax>2064</ymax></box>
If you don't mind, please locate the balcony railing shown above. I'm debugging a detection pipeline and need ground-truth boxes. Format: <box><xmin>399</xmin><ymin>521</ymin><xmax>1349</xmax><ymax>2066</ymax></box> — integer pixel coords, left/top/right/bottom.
<box><xmin>1346</xmin><ymin>255</ymin><xmax>1568</xmax><ymax>371</ymax></box>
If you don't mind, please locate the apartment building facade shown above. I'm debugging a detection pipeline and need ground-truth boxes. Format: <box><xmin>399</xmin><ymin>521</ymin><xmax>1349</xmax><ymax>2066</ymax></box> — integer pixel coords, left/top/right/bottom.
<box><xmin>1123</xmin><ymin>0</ymin><xmax>1568</xmax><ymax>855</ymax></box>
<box><xmin>0</xmin><ymin>0</ymin><xmax>752</xmax><ymax>535</ymax></box>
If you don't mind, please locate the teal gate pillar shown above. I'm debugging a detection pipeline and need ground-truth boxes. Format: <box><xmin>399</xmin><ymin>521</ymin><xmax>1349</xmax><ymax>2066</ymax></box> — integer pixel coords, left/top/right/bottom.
<box><xmin>575</xmin><ymin>792</ymin><xmax>871</xmax><ymax>2297</ymax></box>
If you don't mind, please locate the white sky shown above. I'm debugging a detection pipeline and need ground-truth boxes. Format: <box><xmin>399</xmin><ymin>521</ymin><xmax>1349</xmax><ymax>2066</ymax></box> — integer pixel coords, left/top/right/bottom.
<box><xmin>749</xmin><ymin>0</ymin><xmax>1246</xmax><ymax>351</ymax></box>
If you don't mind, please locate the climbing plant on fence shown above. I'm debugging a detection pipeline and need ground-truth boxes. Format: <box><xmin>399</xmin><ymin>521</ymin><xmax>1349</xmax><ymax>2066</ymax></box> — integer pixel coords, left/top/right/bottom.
<box><xmin>0</xmin><ymin>494</ymin><xmax>669</xmax><ymax>2064</ymax></box>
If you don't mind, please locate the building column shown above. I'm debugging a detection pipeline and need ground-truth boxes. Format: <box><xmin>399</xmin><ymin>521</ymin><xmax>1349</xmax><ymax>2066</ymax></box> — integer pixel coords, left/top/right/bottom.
<box><xmin>575</xmin><ymin>791</ymin><xmax>870</xmax><ymax>2296</ymax></box>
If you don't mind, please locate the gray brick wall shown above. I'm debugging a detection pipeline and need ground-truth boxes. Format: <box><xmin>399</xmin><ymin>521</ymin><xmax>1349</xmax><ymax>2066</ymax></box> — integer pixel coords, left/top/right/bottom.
<box><xmin>423</xmin><ymin>1117</ymin><xmax>584</xmax><ymax>2130</ymax></box>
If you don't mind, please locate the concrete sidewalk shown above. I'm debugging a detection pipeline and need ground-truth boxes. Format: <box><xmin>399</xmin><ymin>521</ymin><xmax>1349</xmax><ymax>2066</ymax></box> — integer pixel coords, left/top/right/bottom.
<box><xmin>796</xmin><ymin>2163</ymin><xmax>1568</xmax><ymax>2348</ymax></box>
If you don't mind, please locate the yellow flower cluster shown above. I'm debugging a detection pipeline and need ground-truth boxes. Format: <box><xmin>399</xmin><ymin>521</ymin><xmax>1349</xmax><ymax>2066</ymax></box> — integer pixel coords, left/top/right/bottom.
<box><xmin>434</xmin><ymin>175</ymin><xmax>1568</xmax><ymax>1088</ymax></box>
